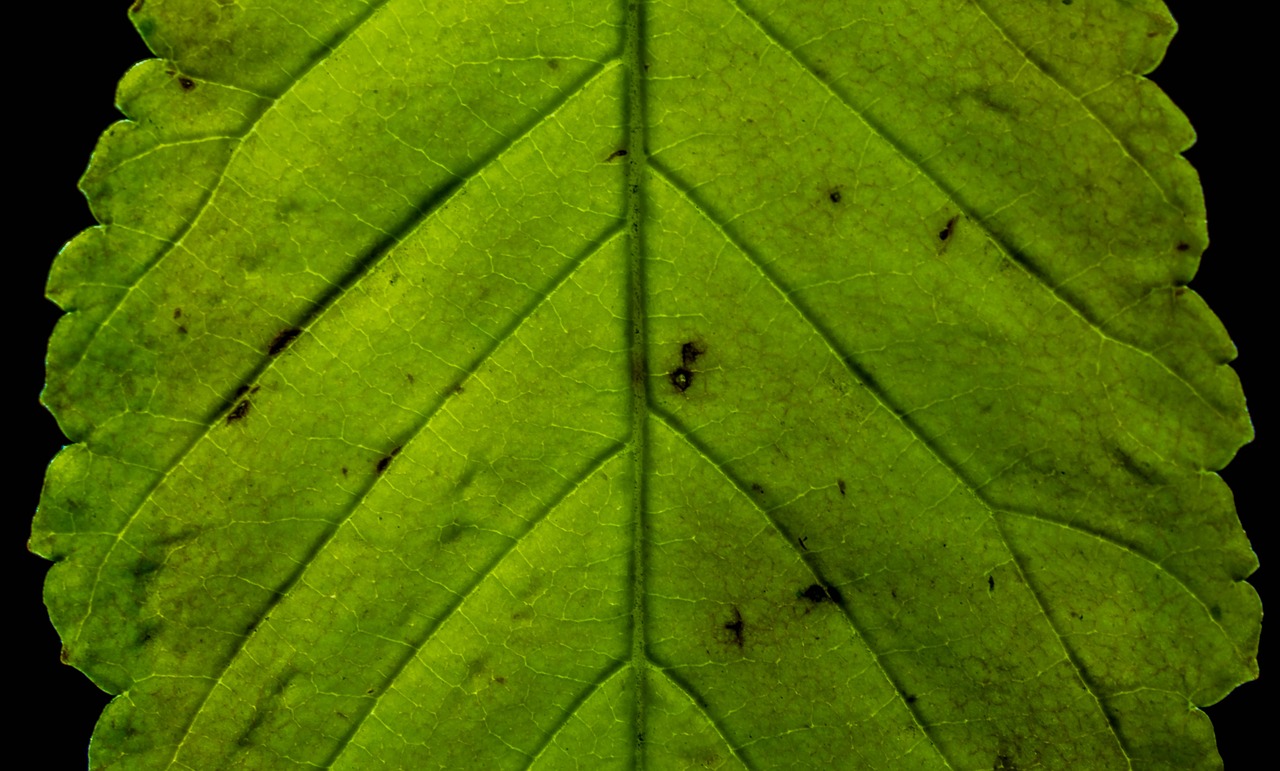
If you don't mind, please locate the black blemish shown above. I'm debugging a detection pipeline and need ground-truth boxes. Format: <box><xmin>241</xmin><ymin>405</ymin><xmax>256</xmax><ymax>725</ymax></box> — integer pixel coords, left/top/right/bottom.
<box><xmin>905</xmin><ymin>694</ymin><xmax>918</xmax><ymax>704</ymax></box>
<box><xmin>800</xmin><ymin>583</ymin><xmax>842</xmax><ymax>604</ymax></box>
<box><xmin>837</xmin><ymin>479</ymin><xmax>846</xmax><ymax>496</ymax></box>
<box><xmin>669</xmin><ymin>367</ymin><xmax>693</xmax><ymax>392</ymax></box>
<box><xmin>750</xmin><ymin>483</ymin><xmax>765</xmax><ymax>495</ymax></box>
<box><xmin>829</xmin><ymin>190</ymin><xmax>842</xmax><ymax>203</ymax></box>
<box><xmin>546</xmin><ymin>58</ymin><xmax>560</xmax><ymax>70</ymax></box>
<box><xmin>1210</xmin><ymin>604</ymin><xmax>1223</xmax><ymax>621</ymax></box>
<box><xmin>226</xmin><ymin>400</ymin><xmax>251</xmax><ymax>424</ymax></box>
<box><xmin>178</xmin><ymin>76</ymin><xmax>196</xmax><ymax>91</ymax></box>
<box><xmin>988</xmin><ymin>575</ymin><xmax>995</xmax><ymax>592</ymax></box>
<box><xmin>1176</xmin><ymin>242</ymin><xmax>1191</xmax><ymax>252</ymax></box>
<box><xmin>268</xmin><ymin>327</ymin><xmax>302</xmax><ymax>355</ymax></box>
<box><xmin>724</xmin><ymin>607</ymin><xmax>744</xmax><ymax>647</ymax></box>
<box><xmin>173</xmin><ymin>308</ymin><xmax>182</xmax><ymax>319</ymax></box>
<box><xmin>130</xmin><ymin>0</ymin><xmax>144</xmax><ymax>12</ymax></box>
<box><xmin>605</xmin><ymin>149</ymin><xmax>628</xmax><ymax>162</ymax></box>
<box><xmin>406</xmin><ymin>373</ymin><xmax>416</xmax><ymax>384</ymax></box>
<box><xmin>939</xmin><ymin>215</ymin><xmax>959</xmax><ymax>241</ymax></box>
<box><xmin>375</xmin><ymin>446</ymin><xmax>402</xmax><ymax>474</ymax></box>
<box><xmin>995</xmin><ymin>754</ymin><xmax>1019</xmax><ymax>771</ymax></box>
<box><xmin>341</xmin><ymin>467</ymin><xmax>348</xmax><ymax>476</ymax></box>
<box><xmin>1174</xmin><ymin>287</ymin><xmax>1187</xmax><ymax>298</ymax></box>
<box><xmin>60</xmin><ymin>646</ymin><xmax>72</xmax><ymax>664</ymax></box>
<box><xmin>177</xmin><ymin>326</ymin><xmax>188</xmax><ymax>335</ymax></box>
<box><xmin>680</xmin><ymin>341</ymin><xmax>704</xmax><ymax>366</ymax></box>
<box><xmin>798</xmin><ymin>536</ymin><xmax>809</xmax><ymax>551</ymax></box>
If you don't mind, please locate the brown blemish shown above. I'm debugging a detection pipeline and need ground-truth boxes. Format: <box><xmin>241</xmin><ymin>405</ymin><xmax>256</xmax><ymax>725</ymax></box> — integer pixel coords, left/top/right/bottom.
<box><xmin>267</xmin><ymin>327</ymin><xmax>302</xmax><ymax>356</ymax></box>
<box><xmin>1176</xmin><ymin>242</ymin><xmax>1191</xmax><ymax>252</ymax></box>
<box><xmin>226</xmin><ymin>400</ymin><xmax>251</xmax><ymax>424</ymax></box>
<box><xmin>341</xmin><ymin>467</ymin><xmax>348</xmax><ymax>476</ymax></box>
<box><xmin>546</xmin><ymin>58</ymin><xmax>560</xmax><ymax>70</ymax></box>
<box><xmin>750</xmin><ymin>482</ymin><xmax>764</xmax><ymax>495</ymax></box>
<box><xmin>939</xmin><ymin>215</ymin><xmax>959</xmax><ymax>241</ymax></box>
<box><xmin>988</xmin><ymin>575</ymin><xmax>995</xmax><ymax>592</ymax></box>
<box><xmin>605</xmin><ymin>149</ymin><xmax>628</xmax><ymax>162</ymax></box>
<box><xmin>723</xmin><ymin>607</ymin><xmax>744</xmax><ymax>647</ymax></box>
<box><xmin>669</xmin><ymin>367</ymin><xmax>693</xmax><ymax>392</ymax></box>
<box><xmin>829</xmin><ymin>189</ymin><xmax>842</xmax><ymax>204</ymax></box>
<box><xmin>130</xmin><ymin>0</ymin><xmax>144</xmax><ymax>12</ymax></box>
<box><xmin>60</xmin><ymin>646</ymin><xmax>72</xmax><ymax>664</ymax></box>
<box><xmin>680</xmin><ymin>341</ymin><xmax>704</xmax><ymax>367</ymax></box>
<box><xmin>837</xmin><ymin>479</ymin><xmax>846</xmax><ymax>496</ymax></box>
<box><xmin>178</xmin><ymin>76</ymin><xmax>196</xmax><ymax>91</ymax></box>
<box><xmin>173</xmin><ymin>308</ymin><xmax>182</xmax><ymax>319</ymax></box>
<box><xmin>493</xmin><ymin>676</ymin><xmax>507</xmax><ymax>685</ymax></box>
<box><xmin>177</xmin><ymin>326</ymin><xmax>188</xmax><ymax>335</ymax></box>
<box><xmin>375</xmin><ymin>446</ymin><xmax>402</xmax><ymax>474</ymax></box>
<box><xmin>798</xmin><ymin>535</ymin><xmax>809</xmax><ymax>551</ymax></box>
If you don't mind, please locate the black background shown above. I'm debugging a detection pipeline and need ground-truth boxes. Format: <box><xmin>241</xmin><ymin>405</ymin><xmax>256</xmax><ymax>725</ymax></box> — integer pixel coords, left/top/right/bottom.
<box><xmin>13</xmin><ymin>2</ymin><xmax>1267</xmax><ymax>766</ymax></box>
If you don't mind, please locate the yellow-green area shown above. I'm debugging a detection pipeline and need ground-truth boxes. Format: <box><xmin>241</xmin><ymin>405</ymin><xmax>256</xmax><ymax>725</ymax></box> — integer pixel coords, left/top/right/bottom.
<box><xmin>36</xmin><ymin>0</ymin><xmax>1257</xmax><ymax>768</ymax></box>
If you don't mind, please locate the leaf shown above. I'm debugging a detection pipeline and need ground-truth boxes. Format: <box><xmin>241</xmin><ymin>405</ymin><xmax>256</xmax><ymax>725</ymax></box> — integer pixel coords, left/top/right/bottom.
<box><xmin>35</xmin><ymin>0</ymin><xmax>1259</xmax><ymax>768</ymax></box>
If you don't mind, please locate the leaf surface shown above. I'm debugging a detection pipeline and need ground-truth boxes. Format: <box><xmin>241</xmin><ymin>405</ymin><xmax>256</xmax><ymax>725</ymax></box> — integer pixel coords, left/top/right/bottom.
<box><xmin>36</xmin><ymin>0</ymin><xmax>1259</xmax><ymax>768</ymax></box>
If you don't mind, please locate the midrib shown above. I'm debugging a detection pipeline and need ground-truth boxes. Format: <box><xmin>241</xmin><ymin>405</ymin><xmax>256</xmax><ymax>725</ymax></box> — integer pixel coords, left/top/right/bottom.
<box><xmin>623</xmin><ymin>0</ymin><xmax>651</xmax><ymax>767</ymax></box>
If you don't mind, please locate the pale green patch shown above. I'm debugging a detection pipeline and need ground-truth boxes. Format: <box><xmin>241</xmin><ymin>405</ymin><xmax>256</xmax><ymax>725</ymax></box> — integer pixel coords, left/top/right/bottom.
<box><xmin>37</xmin><ymin>0</ymin><xmax>1257</xmax><ymax>768</ymax></box>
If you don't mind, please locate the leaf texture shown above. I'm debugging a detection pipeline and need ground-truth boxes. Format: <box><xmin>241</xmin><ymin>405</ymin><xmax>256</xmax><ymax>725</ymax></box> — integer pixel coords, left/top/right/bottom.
<box><xmin>36</xmin><ymin>0</ymin><xmax>1258</xmax><ymax>768</ymax></box>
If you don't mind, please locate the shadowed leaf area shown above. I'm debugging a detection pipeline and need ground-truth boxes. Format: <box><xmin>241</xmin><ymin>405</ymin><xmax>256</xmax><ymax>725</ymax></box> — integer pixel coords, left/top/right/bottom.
<box><xmin>36</xmin><ymin>0</ymin><xmax>1258</xmax><ymax>768</ymax></box>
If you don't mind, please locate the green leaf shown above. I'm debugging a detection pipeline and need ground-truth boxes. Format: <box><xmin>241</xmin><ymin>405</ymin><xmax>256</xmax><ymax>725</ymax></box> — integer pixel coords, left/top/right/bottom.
<box><xmin>36</xmin><ymin>0</ymin><xmax>1258</xmax><ymax>768</ymax></box>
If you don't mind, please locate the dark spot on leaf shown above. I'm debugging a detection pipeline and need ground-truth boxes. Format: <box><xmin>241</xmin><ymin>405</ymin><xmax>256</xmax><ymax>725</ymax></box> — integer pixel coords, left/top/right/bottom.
<box><xmin>494</xmin><ymin>676</ymin><xmax>507</xmax><ymax>685</ymax></box>
<box><xmin>60</xmin><ymin>646</ymin><xmax>72</xmax><ymax>664</ymax></box>
<box><xmin>131</xmin><ymin>557</ymin><xmax>162</xmax><ymax>579</ymax></box>
<box><xmin>750</xmin><ymin>482</ymin><xmax>765</xmax><ymax>495</ymax></box>
<box><xmin>829</xmin><ymin>190</ymin><xmax>842</xmax><ymax>203</ymax></box>
<box><xmin>178</xmin><ymin>77</ymin><xmax>196</xmax><ymax>91</ymax></box>
<box><xmin>606</xmin><ymin>148</ymin><xmax>628</xmax><ymax>162</ymax></box>
<box><xmin>1110</xmin><ymin>444</ymin><xmax>1161</xmax><ymax>485</ymax></box>
<box><xmin>406</xmin><ymin>373</ymin><xmax>415</xmax><ymax>384</ymax></box>
<box><xmin>988</xmin><ymin>575</ymin><xmax>995</xmax><ymax>592</ymax></box>
<box><xmin>995</xmin><ymin>754</ymin><xmax>1019</xmax><ymax>770</ymax></box>
<box><xmin>130</xmin><ymin>0</ymin><xmax>144</xmax><ymax>12</ymax></box>
<box><xmin>375</xmin><ymin>446</ymin><xmax>402</xmax><ymax>474</ymax></box>
<box><xmin>1210</xmin><ymin>604</ymin><xmax>1223</xmax><ymax>621</ymax></box>
<box><xmin>341</xmin><ymin>467</ymin><xmax>348</xmax><ymax>476</ymax></box>
<box><xmin>177</xmin><ymin>325</ymin><xmax>188</xmax><ymax>334</ymax></box>
<box><xmin>172</xmin><ymin>307</ymin><xmax>182</xmax><ymax>319</ymax></box>
<box><xmin>546</xmin><ymin>58</ymin><xmax>560</xmax><ymax>70</ymax></box>
<box><xmin>268</xmin><ymin>327</ymin><xmax>302</xmax><ymax>356</ymax></box>
<box><xmin>669</xmin><ymin>367</ymin><xmax>693</xmax><ymax>392</ymax></box>
<box><xmin>680</xmin><ymin>341</ymin><xmax>704</xmax><ymax>366</ymax></box>
<box><xmin>905</xmin><ymin>693</ymin><xmax>918</xmax><ymax>704</ymax></box>
<box><xmin>837</xmin><ymin>479</ymin><xmax>846</xmax><ymax>496</ymax></box>
<box><xmin>1174</xmin><ymin>287</ymin><xmax>1187</xmax><ymax>297</ymax></box>
<box><xmin>939</xmin><ymin>215</ymin><xmax>959</xmax><ymax>241</ymax></box>
<box><xmin>1176</xmin><ymin>242</ymin><xmax>1190</xmax><ymax>252</ymax></box>
<box><xmin>723</xmin><ymin>607</ymin><xmax>744</xmax><ymax>647</ymax></box>
<box><xmin>798</xmin><ymin>535</ymin><xmax>809</xmax><ymax>551</ymax></box>
<box><xmin>800</xmin><ymin>583</ymin><xmax>842</xmax><ymax>604</ymax></box>
<box><xmin>226</xmin><ymin>400</ymin><xmax>251</xmax><ymax>424</ymax></box>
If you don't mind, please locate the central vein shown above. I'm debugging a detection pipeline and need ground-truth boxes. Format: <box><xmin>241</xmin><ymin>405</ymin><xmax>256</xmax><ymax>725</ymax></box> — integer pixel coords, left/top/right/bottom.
<box><xmin>623</xmin><ymin>0</ymin><xmax>650</xmax><ymax>766</ymax></box>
